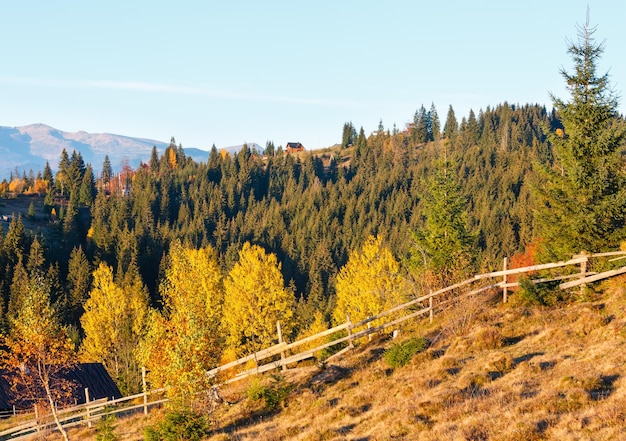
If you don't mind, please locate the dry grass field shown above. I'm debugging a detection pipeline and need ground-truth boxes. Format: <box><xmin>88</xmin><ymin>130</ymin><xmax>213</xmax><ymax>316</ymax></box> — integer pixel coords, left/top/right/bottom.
<box><xmin>26</xmin><ymin>278</ymin><xmax>626</xmax><ymax>440</ymax></box>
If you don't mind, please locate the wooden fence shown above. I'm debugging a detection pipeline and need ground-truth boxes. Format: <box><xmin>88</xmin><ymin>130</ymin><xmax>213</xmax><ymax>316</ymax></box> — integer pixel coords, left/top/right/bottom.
<box><xmin>2</xmin><ymin>251</ymin><xmax>625</xmax><ymax>439</ymax></box>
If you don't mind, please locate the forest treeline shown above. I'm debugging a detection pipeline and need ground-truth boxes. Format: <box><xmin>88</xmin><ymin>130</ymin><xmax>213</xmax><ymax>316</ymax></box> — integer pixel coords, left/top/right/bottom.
<box><xmin>0</xmin><ymin>102</ymin><xmax>556</xmax><ymax>311</ymax></box>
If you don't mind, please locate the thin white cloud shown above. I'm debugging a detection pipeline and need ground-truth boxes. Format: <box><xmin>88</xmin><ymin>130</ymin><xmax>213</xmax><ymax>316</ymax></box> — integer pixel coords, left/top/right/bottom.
<box><xmin>0</xmin><ymin>76</ymin><xmax>357</xmax><ymax>107</ymax></box>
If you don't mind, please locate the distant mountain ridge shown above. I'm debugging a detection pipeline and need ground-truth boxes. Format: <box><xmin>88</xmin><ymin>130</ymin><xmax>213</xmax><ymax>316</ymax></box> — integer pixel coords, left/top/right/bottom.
<box><xmin>0</xmin><ymin>124</ymin><xmax>262</xmax><ymax>179</ymax></box>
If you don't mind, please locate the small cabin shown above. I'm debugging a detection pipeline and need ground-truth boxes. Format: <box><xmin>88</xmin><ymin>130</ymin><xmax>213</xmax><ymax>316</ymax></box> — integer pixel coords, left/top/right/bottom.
<box><xmin>285</xmin><ymin>142</ymin><xmax>305</xmax><ymax>154</ymax></box>
<box><xmin>0</xmin><ymin>363</ymin><xmax>121</xmax><ymax>411</ymax></box>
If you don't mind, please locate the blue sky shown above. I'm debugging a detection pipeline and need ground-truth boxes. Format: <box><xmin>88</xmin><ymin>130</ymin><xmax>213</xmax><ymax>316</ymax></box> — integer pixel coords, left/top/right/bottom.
<box><xmin>1</xmin><ymin>1</ymin><xmax>625</xmax><ymax>152</ymax></box>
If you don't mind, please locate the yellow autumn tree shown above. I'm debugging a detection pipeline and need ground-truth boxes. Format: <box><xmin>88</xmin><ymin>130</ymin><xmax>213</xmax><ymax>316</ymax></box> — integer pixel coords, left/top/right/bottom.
<box><xmin>333</xmin><ymin>235</ymin><xmax>406</xmax><ymax>326</ymax></box>
<box><xmin>80</xmin><ymin>262</ymin><xmax>149</xmax><ymax>395</ymax></box>
<box><xmin>138</xmin><ymin>242</ymin><xmax>224</xmax><ymax>399</ymax></box>
<box><xmin>223</xmin><ymin>242</ymin><xmax>295</xmax><ymax>357</ymax></box>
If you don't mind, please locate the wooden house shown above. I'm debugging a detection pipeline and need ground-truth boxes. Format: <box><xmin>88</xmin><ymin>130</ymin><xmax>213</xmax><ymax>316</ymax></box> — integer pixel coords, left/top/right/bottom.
<box><xmin>0</xmin><ymin>363</ymin><xmax>121</xmax><ymax>411</ymax></box>
<box><xmin>285</xmin><ymin>142</ymin><xmax>305</xmax><ymax>154</ymax></box>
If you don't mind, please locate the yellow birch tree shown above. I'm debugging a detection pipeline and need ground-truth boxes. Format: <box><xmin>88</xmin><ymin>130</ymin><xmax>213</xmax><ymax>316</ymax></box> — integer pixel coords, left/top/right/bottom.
<box><xmin>80</xmin><ymin>262</ymin><xmax>149</xmax><ymax>394</ymax></box>
<box><xmin>138</xmin><ymin>242</ymin><xmax>224</xmax><ymax>399</ymax></box>
<box><xmin>333</xmin><ymin>235</ymin><xmax>406</xmax><ymax>325</ymax></box>
<box><xmin>223</xmin><ymin>242</ymin><xmax>295</xmax><ymax>357</ymax></box>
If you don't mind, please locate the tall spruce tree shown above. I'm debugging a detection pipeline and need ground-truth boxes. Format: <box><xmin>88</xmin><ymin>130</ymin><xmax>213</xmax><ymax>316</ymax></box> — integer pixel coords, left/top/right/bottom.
<box><xmin>409</xmin><ymin>150</ymin><xmax>475</xmax><ymax>289</ymax></box>
<box><xmin>535</xmin><ymin>17</ymin><xmax>626</xmax><ymax>259</ymax></box>
<box><xmin>443</xmin><ymin>105</ymin><xmax>458</xmax><ymax>140</ymax></box>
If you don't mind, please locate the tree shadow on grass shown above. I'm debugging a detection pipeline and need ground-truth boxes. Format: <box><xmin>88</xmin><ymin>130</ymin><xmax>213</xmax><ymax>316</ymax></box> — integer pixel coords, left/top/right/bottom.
<box><xmin>513</xmin><ymin>352</ymin><xmax>544</xmax><ymax>366</ymax></box>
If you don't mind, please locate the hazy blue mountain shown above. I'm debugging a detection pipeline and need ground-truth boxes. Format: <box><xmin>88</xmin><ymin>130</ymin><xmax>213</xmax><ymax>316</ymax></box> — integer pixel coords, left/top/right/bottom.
<box><xmin>0</xmin><ymin>124</ymin><xmax>240</xmax><ymax>179</ymax></box>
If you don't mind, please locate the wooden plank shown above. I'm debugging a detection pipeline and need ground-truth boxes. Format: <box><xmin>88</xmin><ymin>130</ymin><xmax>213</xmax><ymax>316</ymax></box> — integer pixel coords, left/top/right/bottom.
<box><xmin>475</xmin><ymin>257</ymin><xmax>586</xmax><ymax>279</ymax></box>
<box><xmin>225</xmin><ymin>308</ymin><xmax>434</xmax><ymax>382</ymax></box>
<box><xmin>581</xmin><ymin>251</ymin><xmax>626</xmax><ymax>258</ymax></box>
<box><xmin>559</xmin><ymin>266</ymin><xmax>626</xmax><ymax>289</ymax></box>
<box><xmin>325</xmin><ymin>345</ymin><xmax>353</xmax><ymax>362</ymax></box>
<box><xmin>283</xmin><ymin>321</ymin><xmax>350</xmax><ymax>351</ymax></box>
<box><xmin>500</xmin><ymin>272</ymin><xmax>594</xmax><ymax>289</ymax></box>
<box><xmin>207</xmin><ymin>342</ymin><xmax>288</xmax><ymax>376</ymax></box>
<box><xmin>0</xmin><ymin>419</ymin><xmax>39</xmax><ymax>437</ymax></box>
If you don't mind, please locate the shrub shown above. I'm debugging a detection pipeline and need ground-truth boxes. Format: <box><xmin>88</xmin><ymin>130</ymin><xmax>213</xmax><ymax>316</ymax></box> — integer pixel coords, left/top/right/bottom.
<box><xmin>487</xmin><ymin>352</ymin><xmax>514</xmax><ymax>374</ymax></box>
<box><xmin>475</xmin><ymin>327</ymin><xmax>504</xmax><ymax>350</ymax></box>
<box><xmin>518</xmin><ymin>278</ymin><xmax>561</xmax><ymax>306</ymax></box>
<box><xmin>384</xmin><ymin>337</ymin><xmax>429</xmax><ymax>368</ymax></box>
<box><xmin>95</xmin><ymin>413</ymin><xmax>118</xmax><ymax>441</ymax></box>
<box><xmin>246</xmin><ymin>374</ymin><xmax>292</xmax><ymax>411</ymax></box>
<box><xmin>247</xmin><ymin>376</ymin><xmax>266</xmax><ymax>402</ymax></box>
<box><xmin>144</xmin><ymin>409</ymin><xmax>211</xmax><ymax>441</ymax></box>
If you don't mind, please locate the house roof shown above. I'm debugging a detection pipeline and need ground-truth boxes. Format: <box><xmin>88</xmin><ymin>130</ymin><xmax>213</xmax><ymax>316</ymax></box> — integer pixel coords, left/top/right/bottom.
<box><xmin>286</xmin><ymin>142</ymin><xmax>304</xmax><ymax>149</ymax></box>
<box><xmin>0</xmin><ymin>363</ymin><xmax>121</xmax><ymax>410</ymax></box>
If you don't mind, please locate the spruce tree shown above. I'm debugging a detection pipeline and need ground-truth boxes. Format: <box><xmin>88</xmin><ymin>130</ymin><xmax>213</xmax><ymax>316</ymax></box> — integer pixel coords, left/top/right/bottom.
<box><xmin>429</xmin><ymin>103</ymin><xmax>441</xmax><ymax>141</ymax></box>
<box><xmin>409</xmin><ymin>151</ymin><xmax>475</xmax><ymax>289</ymax></box>
<box><xmin>535</xmin><ymin>18</ymin><xmax>626</xmax><ymax>258</ymax></box>
<box><xmin>102</xmin><ymin>155</ymin><xmax>113</xmax><ymax>185</ymax></box>
<box><xmin>443</xmin><ymin>105</ymin><xmax>458</xmax><ymax>140</ymax></box>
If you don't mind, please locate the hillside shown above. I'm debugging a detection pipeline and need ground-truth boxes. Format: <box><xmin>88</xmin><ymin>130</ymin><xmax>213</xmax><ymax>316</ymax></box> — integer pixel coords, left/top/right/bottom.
<box><xmin>50</xmin><ymin>278</ymin><xmax>626</xmax><ymax>441</ymax></box>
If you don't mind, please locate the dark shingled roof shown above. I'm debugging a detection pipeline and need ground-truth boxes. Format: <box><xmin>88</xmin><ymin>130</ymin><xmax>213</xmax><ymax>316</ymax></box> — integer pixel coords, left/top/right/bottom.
<box><xmin>0</xmin><ymin>363</ymin><xmax>121</xmax><ymax>410</ymax></box>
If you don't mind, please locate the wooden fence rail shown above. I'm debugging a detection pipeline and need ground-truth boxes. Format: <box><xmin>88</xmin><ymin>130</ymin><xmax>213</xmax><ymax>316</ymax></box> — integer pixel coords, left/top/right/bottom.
<box><xmin>3</xmin><ymin>250</ymin><xmax>626</xmax><ymax>439</ymax></box>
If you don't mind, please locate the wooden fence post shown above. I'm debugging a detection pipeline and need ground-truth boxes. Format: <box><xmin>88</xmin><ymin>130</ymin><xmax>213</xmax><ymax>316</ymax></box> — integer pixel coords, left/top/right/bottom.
<box><xmin>34</xmin><ymin>404</ymin><xmax>40</xmax><ymax>433</ymax></box>
<box><xmin>85</xmin><ymin>387</ymin><xmax>92</xmax><ymax>428</ymax></box>
<box><xmin>142</xmin><ymin>366</ymin><xmax>148</xmax><ymax>415</ymax></box>
<box><xmin>276</xmin><ymin>321</ymin><xmax>287</xmax><ymax>372</ymax></box>
<box><xmin>579</xmin><ymin>252</ymin><xmax>588</xmax><ymax>297</ymax></box>
<box><xmin>429</xmin><ymin>293</ymin><xmax>434</xmax><ymax>323</ymax></box>
<box><xmin>346</xmin><ymin>314</ymin><xmax>354</xmax><ymax>350</ymax></box>
<box><xmin>503</xmin><ymin>257</ymin><xmax>508</xmax><ymax>303</ymax></box>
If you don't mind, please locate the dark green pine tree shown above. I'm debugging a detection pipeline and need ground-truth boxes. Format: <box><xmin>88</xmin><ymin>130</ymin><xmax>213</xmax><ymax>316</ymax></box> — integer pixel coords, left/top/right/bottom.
<box><xmin>55</xmin><ymin>149</ymin><xmax>70</xmax><ymax>195</ymax></box>
<box><xmin>341</xmin><ymin>122</ymin><xmax>356</xmax><ymax>148</ymax></box>
<box><xmin>535</xmin><ymin>18</ymin><xmax>626</xmax><ymax>259</ymax></box>
<box><xmin>409</xmin><ymin>150</ymin><xmax>475</xmax><ymax>288</ymax></box>
<box><xmin>43</xmin><ymin>161</ymin><xmax>54</xmax><ymax>189</ymax></box>
<box><xmin>411</xmin><ymin>105</ymin><xmax>429</xmax><ymax>144</ymax></box>
<box><xmin>102</xmin><ymin>155</ymin><xmax>113</xmax><ymax>185</ymax></box>
<box><xmin>65</xmin><ymin>245</ymin><xmax>92</xmax><ymax>326</ymax></box>
<box><xmin>78</xmin><ymin>164</ymin><xmax>96</xmax><ymax>206</ymax></box>
<box><xmin>429</xmin><ymin>103</ymin><xmax>441</xmax><ymax>141</ymax></box>
<box><xmin>149</xmin><ymin>147</ymin><xmax>159</xmax><ymax>172</ymax></box>
<box><xmin>443</xmin><ymin>105</ymin><xmax>458</xmax><ymax>140</ymax></box>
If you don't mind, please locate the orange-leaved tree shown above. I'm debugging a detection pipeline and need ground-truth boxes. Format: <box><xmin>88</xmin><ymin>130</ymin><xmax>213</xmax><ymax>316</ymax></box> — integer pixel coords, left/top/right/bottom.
<box><xmin>0</xmin><ymin>272</ymin><xmax>76</xmax><ymax>441</ymax></box>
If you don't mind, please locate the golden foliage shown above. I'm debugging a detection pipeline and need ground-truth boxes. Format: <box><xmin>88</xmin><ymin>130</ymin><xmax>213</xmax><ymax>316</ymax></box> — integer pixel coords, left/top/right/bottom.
<box><xmin>80</xmin><ymin>263</ymin><xmax>148</xmax><ymax>387</ymax></box>
<box><xmin>33</xmin><ymin>178</ymin><xmax>50</xmax><ymax>194</ymax></box>
<box><xmin>333</xmin><ymin>235</ymin><xmax>406</xmax><ymax>325</ymax></box>
<box><xmin>168</xmin><ymin>147</ymin><xmax>177</xmax><ymax>169</ymax></box>
<box><xmin>223</xmin><ymin>242</ymin><xmax>295</xmax><ymax>356</ymax></box>
<box><xmin>294</xmin><ymin>311</ymin><xmax>329</xmax><ymax>355</ymax></box>
<box><xmin>138</xmin><ymin>242</ymin><xmax>224</xmax><ymax>398</ymax></box>
<box><xmin>8</xmin><ymin>178</ymin><xmax>24</xmax><ymax>194</ymax></box>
